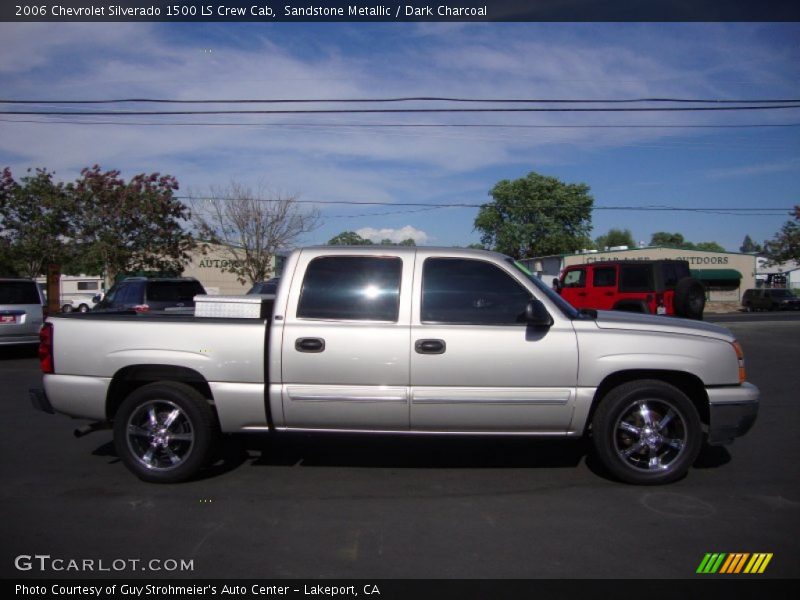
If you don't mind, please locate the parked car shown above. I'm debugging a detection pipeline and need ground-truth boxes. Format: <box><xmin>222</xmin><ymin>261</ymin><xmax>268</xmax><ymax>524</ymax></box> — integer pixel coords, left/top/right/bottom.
<box><xmin>742</xmin><ymin>288</ymin><xmax>800</xmax><ymax>311</ymax></box>
<box><xmin>92</xmin><ymin>277</ymin><xmax>206</xmax><ymax>313</ymax></box>
<box><xmin>556</xmin><ymin>260</ymin><xmax>706</xmax><ymax>320</ymax></box>
<box><xmin>247</xmin><ymin>277</ymin><xmax>280</xmax><ymax>295</ymax></box>
<box><xmin>32</xmin><ymin>247</ymin><xmax>758</xmax><ymax>485</ymax></box>
<box><xmin>0</xmin><ymin>278</ymin><xmax>45</xmax><ymax>347</ymax></box>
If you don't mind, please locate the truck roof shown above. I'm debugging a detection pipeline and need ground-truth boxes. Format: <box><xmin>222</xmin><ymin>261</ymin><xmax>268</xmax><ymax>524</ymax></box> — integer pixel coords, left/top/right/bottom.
<box><xmin>299</xmin><ymin>245</ymin><xmax>510</xmax><ymax>260</ymax></box>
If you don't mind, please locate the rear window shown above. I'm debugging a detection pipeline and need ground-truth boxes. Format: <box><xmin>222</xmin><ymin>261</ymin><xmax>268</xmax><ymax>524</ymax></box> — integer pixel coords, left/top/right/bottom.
<box><xmin>146</xmin><ymin>281</ymin><xmax>205</xmax><ymax>303</ymax></box>
<box><xmin>619</xmin><ymin>264</ymin><xmax>654</xmax><ymax>292</ymax></box>
<box><xmin>0</xmin><ymin>281</ymin><xmax>41</xmax><ymax>305</ymax></box>
<box><xmin>768</xmin><ymin>289</ymin><xmax>793</xmax><ymax>298</ymax></box>
<box><xmin>298</xmin><ymin>256</ymin><xmax>402</xmax><ymax>321</ymax></box>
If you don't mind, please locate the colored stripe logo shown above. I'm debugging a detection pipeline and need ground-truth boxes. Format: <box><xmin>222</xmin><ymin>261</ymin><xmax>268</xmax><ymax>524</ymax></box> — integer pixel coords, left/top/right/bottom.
<box><xmin>697</xmin><ymin>553</ymin><xmax>773</xmax><ymax>574</ymax></box>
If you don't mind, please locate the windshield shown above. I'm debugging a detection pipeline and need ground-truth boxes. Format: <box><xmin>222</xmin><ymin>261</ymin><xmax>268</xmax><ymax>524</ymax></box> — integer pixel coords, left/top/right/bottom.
<box><xmin>507</xmin><ymin>259</ymin><xmax>580</xmax><ymax>319</ymax></box>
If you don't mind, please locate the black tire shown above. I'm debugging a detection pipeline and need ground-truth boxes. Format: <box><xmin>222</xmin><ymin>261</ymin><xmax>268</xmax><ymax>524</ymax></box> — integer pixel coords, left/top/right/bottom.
<box><xmin>61</xmin><ymin>304</ymin><xmax>73</xmax><ymax>313</ymax></box>
<box><xmin>113</xmin><ymin>381</ymin><xmax>219</xmax><ymax>483</ymax></box>
<box><xmin>744</xmin><ymin>303</ymin><xmax>752</xmax><ymax>312</ymax></box>
<box><xmin>673</xmin><ymin>277</ymin><xmax>705</xmax><ymax>320</ymax></box>
<box><xmin>78</xmin><ymin>304</ymin><xmax>90</xmax><ymax>313</ymax></box>
<box><xmin>591</xmin><ymin>380</ymin><xmax>702</xmax><ymax>485</ymax></box>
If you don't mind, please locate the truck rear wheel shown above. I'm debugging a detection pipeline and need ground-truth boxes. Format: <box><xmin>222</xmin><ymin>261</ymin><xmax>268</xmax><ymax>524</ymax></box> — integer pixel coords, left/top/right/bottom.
<box><xmin>113</xmin><ymin>382</ymin><xmax>219</xmax><ymax>483</ymax></box>
<box><xmin>591</xmin><ymin>380</ymin><xmax>702</xmax><ymax>485</ymax></box>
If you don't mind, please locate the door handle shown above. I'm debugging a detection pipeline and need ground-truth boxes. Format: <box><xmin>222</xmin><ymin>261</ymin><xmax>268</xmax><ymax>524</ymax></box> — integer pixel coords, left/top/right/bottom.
<box><xmin>415</xmin><ymin>339</ymin><xmax>446</xmax><ymax>354</ymax></box>
<box><xmin>295</xmin><ymin>337</ymin><xmax>325</xmax><ymax>353</ymax></box>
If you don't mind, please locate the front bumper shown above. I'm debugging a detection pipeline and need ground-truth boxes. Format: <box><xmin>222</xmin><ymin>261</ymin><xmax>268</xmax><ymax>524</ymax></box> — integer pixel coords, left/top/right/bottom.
<box><xmin>706</xmin><ymin>382</ymin><xmax>759</xmax><ymax>445</ymax></box>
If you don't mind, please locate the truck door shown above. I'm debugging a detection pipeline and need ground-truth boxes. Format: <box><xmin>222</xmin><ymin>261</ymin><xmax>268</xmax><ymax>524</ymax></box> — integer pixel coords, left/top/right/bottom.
<box><xmin>589</xmin><ymin>265</ymin><xmax>618</xmax><ymax>310</ymax></box>
<box><xmin>409</xmin><ymin>254</ymin><xmax>578</xmax><ymax>432</ymax></box>
<box><xmin>279</xmin><ymin>252</ymin><xmax>413</xmax><ymax>430</ymax></box>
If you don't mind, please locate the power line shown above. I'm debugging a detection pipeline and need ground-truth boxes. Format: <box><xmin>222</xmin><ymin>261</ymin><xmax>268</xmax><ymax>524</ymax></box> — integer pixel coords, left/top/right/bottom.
<box><xmin>183</xmin><ymin>195</ymin><xmax>794</xmax><ymax>216</ymax></box>
<box><xmin>3</xmin><ymin>96</ymin><xmax>800</xmax><ymax>105</ymax></box>
<box><xmin>3</xmin><ymin>117</ymin><xmax>800</xmax><ymax>129</ymax></box>
<box><xmin>3</xmin><ymin>105</ymin><xmax>800</xmax><ymax>116</ymax></box>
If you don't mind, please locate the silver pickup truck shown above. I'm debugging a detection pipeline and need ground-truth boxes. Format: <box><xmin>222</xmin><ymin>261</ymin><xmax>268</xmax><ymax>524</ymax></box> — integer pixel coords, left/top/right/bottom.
<box><xmin>31</xmin><ymin>247</ymin><xmax>759</xmax><ymax>485</ymax></box>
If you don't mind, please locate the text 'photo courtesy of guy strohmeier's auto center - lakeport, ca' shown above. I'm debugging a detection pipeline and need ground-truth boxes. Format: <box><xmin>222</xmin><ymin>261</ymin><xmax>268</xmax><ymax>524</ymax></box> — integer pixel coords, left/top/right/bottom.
<box><xmin>1</xmin><ymin>0</ymin><xmax>799</xmax><ymax>595</ymax></box>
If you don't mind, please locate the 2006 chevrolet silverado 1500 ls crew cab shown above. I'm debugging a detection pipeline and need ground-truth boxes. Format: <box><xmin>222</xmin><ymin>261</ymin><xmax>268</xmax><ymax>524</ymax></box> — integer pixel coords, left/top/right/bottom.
<box><xmin>31</xmin><ymin>247</ymin><xmax>759</xmax><ymax>485</ymax></box>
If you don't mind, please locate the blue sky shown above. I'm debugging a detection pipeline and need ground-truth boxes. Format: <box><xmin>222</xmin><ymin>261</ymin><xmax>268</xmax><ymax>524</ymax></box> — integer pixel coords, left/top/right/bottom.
<box><xmin>1</xmin><ymin>22</ymin><xmax>798</xmax><ymax>252</ymax></box>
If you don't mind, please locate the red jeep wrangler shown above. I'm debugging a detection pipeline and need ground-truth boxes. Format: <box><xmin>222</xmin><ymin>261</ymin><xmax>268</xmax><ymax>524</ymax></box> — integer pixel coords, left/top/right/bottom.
<box><xmin>556</xmin><ymin>259</ymin><xmax>706</xmax><ymax>320</ymax></box>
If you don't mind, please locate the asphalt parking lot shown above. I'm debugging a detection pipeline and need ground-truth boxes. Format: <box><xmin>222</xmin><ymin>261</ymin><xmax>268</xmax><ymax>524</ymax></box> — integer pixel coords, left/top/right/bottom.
<box><xmin>1</xmin><ymin>314</ymin><xmax>798</xmax><ymax>580</ymax></box>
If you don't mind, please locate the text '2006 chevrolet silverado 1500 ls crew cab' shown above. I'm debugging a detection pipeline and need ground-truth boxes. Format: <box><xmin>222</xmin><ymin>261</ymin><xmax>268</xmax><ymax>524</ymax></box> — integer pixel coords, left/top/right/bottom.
<box><xmin>31</xmin><ymin>247</ymin><xmax>759</xmax><ymax>485</ymax></box>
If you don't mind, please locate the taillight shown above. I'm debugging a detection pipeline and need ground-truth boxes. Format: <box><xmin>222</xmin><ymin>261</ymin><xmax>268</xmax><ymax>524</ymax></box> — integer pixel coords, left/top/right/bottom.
<box><xmin>133</xmin><ymin>304</ymin><xmax>150</xmax><ymax>313</ymax></box>
<box><xmin>39</xmin><ymin>322</ymin><xmax>54</xmax><ymax>374</ymax></box>
<box><xmin>731</xmin><ymin>340</ymin><xmax>746</xmax><ymax>384</ymax></box>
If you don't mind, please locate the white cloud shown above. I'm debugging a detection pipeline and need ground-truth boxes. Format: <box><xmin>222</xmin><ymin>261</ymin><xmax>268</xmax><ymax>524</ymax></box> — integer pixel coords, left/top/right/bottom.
<box><xmin>356</xmin><ymin>226</ymin><xmax>430</xmax><ymax>244</ymax></box>
<box><xmin>705</xmin><ymin>159</ymin><xmax>800</xmax><ymax>180</ymax></box>
<box><xmin>0</xmin><ymin>22</ymin><xmax>797</xmax><ymax>249</ymax></box>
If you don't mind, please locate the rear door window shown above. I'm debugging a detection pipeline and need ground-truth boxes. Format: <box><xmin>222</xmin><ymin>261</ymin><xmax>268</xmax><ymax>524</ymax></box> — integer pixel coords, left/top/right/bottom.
<box><xmin>298</xmin><ymin>256</ymin><xmax>403</xmax><ymax>321</ymax></box>
<box><xmin>0</xmin><ymin>281</ymin><xmax>40</xmax><ymax>304</ymax></box>
<box><xmin>619</xmin><ymin>265</ymin><xmax>654</xmax><ymax>292</ymax></box>
<box><xmin>147</xmin><ymin>281</ymin><xmax>205</xmax><ymax>303</ymax></box>
<box><xmin>592</xmin><ymin>267</ymin><xmax>617</xmax><ymax>287</ymax></box>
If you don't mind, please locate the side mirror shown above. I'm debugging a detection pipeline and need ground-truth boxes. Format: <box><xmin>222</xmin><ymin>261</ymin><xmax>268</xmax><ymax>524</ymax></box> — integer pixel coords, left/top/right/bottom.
<box><xmin>552</xmin><ymin>278</ymin><xmax>562</xmax><ymax>293</ymax></box>
<box><xmin>525</xmin><ymin>299</ymin><xmax>554</xmax><ymax>328</ymax></box>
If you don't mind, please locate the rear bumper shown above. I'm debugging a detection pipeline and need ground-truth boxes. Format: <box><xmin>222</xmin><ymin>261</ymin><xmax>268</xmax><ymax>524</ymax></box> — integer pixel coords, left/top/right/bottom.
<box><xmin>30</xmin><ymin>388</ymin><xmax>55</xmax><ymax>414</ymax></box>
<box><xmin>0</xmin><ymin>334</ymin><xmax>39</xmax><ymax>346</ymax></box>
<box><xmin>706</xmin><ymin>382</ymin><xmax>759</xmax><ymax>445</ymax></box>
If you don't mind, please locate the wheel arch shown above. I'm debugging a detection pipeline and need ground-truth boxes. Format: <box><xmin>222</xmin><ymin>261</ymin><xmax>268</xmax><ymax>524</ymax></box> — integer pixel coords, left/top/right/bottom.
<box><xmin>585</xmin><ymin>369</ymin><xmax>709</xmax><ymax>434</ymax></box>
<box><xmin>106</xmin><ymin>364</ymin><xmax>213</xmax><ymax>421</ymax></box>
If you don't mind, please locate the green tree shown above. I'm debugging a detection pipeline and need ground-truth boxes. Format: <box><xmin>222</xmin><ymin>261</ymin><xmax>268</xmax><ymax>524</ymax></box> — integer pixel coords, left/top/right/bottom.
<box><xmin>474</xmin><ymin>171</ymin><xmax>594</xmax><ymax>259</ymax></box>
<box><xmin>0</xmin><ymin>167</ymin><xmax>75</xmax><ymax>278</ymax></box>
<box><xmin>595</xmin><ymin>228</ymin><xmax>635</xmax><ymax>250</ymax></box>
<box><xmin>739</xmin><ymin>234</ymin><xmax>761</xmax><ymax>254</ymax></box>
<box><xmin>650</xmin><ymin>232</ymin><xmax>689</xmax><ymax>248</ymax></box>
<box><xmin>0</xmin><ymin>168</ymin><xmax>16</xmax><ymax>275</ymax></box>
<box><xmin>694</xmin><ymin>241</ymin><xmax>726</xmax><ymax>252</ymax></box>
<box><xmin>73</xmin><ymin>165</ymin><xmax>196</xmax><ymax>284</ymax></box>
<box><xmin>398</xmin><ymin>238</ymin><xmax>416</xmax><ymax>246</ymax></box>
<box><xmin>327</xmin><ymin>231</ymin><xmax>372</xmax><ymax>245</ymax></box>
<box><xmin>763</xmin><ymin>205</ymin><xmax>800</xmax><ymax>263</ymax></box>
<box><xmin>650</xmin><ymin>232</ymin><xmax>725</xmax><ymax>252</ymax></box>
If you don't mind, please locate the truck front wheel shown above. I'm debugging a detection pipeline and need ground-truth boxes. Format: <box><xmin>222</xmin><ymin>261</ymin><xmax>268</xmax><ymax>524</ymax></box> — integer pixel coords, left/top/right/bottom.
<box><xmin>113</xmin><ymin>382</ymin><xmax>219</xmax><ymax>483</ymax></box>
<box><xmin>591</xmin><ymin>380</ymin><xmax>702</xmax><ymax>485</ymax></box>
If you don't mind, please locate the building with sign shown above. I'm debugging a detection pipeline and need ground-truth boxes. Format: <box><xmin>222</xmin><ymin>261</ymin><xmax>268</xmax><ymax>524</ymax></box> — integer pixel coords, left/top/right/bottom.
<box><xmin>521</xmin><ymin>246</ymin><xmax>757</xmax><ymax>303</ymax></box>
<box><xmin>181</xmin><ymin>244</ymin><xmax>287</xmax><ymax>295</ymax></box>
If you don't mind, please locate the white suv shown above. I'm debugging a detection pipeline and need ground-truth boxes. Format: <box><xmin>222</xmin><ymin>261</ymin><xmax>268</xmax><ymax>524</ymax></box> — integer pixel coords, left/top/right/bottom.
<box><xmin>0</xmin><ymin>278</ymin><xmax>45</xmax><ymax>347</ymax></box>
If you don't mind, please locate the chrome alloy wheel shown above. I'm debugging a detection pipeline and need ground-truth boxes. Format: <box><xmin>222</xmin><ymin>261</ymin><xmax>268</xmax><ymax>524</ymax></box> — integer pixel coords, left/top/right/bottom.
<box><xmin>125</xmin><ymin>400</ymin><xmax>195</xmax><ymax>471</ymax></box>
<box><xmin>613</xmin><ymin>399</ymin><xmax>687</xmax><ymax>472</ymax></box>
